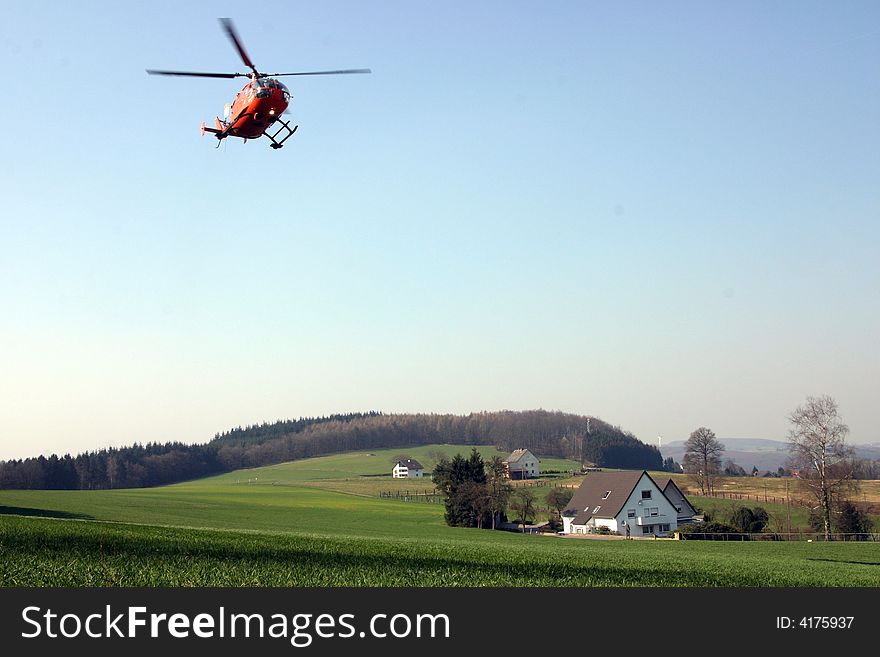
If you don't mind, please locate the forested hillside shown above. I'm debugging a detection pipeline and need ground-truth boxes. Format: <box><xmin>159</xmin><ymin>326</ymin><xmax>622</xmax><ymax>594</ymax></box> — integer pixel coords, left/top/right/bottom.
<box><xmin>0</xmin><ymin>410</ymin><xmax>661</xmax><ymax>489</ymax></box>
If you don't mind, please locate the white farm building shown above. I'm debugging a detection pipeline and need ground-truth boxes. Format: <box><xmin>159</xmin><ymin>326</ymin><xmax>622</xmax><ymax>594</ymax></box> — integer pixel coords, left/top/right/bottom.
<box><xmin>392</xmin><ymin>459</ymin><xmax>424</xmax><ymax>479</ymax></box>
<box><xmin>503</xmin><ymin>449</ymin><xmax>540</xmax><ymax>480</ymax></box>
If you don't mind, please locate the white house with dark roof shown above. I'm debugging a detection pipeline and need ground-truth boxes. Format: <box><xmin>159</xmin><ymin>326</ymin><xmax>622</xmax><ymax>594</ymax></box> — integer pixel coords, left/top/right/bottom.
<box><xmin>392</xmin><ymin>459</ymin><xmax>424</xmax><ymax>478</ymax></box>
<box><xmin>562</xmin><ymin>470</ymin><xmax>685</xmax><ymax>537</ymax></box>
<box><xmin>503</xmin><ymin>449</ymin><xmax>540</xmax><ymax>480</ymax></box>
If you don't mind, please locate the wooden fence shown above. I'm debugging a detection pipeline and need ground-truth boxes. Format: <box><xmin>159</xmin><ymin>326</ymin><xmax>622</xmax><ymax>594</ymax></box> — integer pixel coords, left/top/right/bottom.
<box><xmin>378</xmin><ymin>487</ymin><xmax>562</xmax><ymax>516</ymax></box>
<box><xmin>379</xmin><ymin>489</ymin><xmax>442</xmax><ymax>504</ymax></box>
<box><xmin>510</xmin><ymin>480</ymin><xmax>554</xmax><ymax>488</ymax></box>
<box><xmin>675</xmin><ymin>531</ymin><xmax>878</xmax><ymax>542</ymax></box>
<box><xmin>693</xmin><ymin>490</ymin><xmax>812</xmax><ymax>507</ymax></box>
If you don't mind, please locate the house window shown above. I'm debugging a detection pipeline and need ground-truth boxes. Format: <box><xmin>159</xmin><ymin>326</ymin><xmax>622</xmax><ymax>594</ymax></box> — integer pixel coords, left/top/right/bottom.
<box><xmin>660</xmin><ymin>524</ymin><xmax>670</xmax><ymax>532</ymax></box>
<box><xmin>641</xmin><ymin>490</ymin><xmax>652</xmax><ymax>499</ymax></box>
<box><xmin>642</xmin><ymin>525</ymin><xmax>652</xmax><ymax>534</ymax></box>
<box><xmin>602</xmin><ymin>490</ymin><xmax>611</xmax><ymax>500</ymax></box>
<box><xmin>592</xmin><ymin>505</ymin><xmax>601</xmax><ymax>514</ymax></box>
<box><xmin>650</xmin><ymin>507</ymin><xmax>659</xmax><ymax>517</ymax></box>
<box><xmin>627</xmin><ymin>509</ymin><xmax>635</xmax><ymax>518</ymax></box>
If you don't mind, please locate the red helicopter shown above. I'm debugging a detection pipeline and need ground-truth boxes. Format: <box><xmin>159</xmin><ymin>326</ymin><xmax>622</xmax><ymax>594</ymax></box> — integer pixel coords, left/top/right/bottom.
<box><xmin>147</xmin><ymin>18</ymin><xmax>370</xmax><ymax>149</ymax></box>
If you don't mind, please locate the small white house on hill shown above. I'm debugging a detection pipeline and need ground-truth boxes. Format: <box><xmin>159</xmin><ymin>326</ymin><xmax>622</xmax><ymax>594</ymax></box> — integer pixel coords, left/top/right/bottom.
<box><xmin>562</xmin><ymin>470</ymin><xmax>685</xmax><ymax>537</ymax></box>
<box><xmin>503</xmin><ymin>449</ymin><xmax>540</xmax><ymax>480</ymax></box>
<box><xmin>392</xmin><ymin>459</ymin><xmax>424</xmax><ymax>478</ymax></box>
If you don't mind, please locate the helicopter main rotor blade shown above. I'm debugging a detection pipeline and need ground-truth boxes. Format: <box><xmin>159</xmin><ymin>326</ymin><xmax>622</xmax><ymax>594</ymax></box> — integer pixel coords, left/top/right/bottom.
<box><xmin>269</xmin><ymin>68</ymin><xmax>372</xmax><ymax>76</ymax></box>
<box><xmin>219</xmin><ymin>17</ymin><xmax>259</xmax><ymax>76</ymax></box>
<box><xmin>146</xmin><ymin>69</ymin><xmax>245</xmax><ymax>79</ymax></box>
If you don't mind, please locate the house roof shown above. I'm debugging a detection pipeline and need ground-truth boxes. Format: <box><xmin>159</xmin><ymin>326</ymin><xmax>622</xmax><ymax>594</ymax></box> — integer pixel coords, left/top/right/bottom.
<box><xmin>504</xmin><ymin>448</ymin><xmax>536</xmax><ymax>464</ymax></box>
<box><xmin>563</xmin><ymin>471</ymin><xmax>643</xmax><ymax>525</ymax></box>
<box><xmin>563</xmin><ymin>470</ymin><xmax>677</xmax><ymax>525</ymax></box>
<box><xmin>653</xmin><ymin>477</ymin><xmax>696</xmax><ymax>515</ymax></box>
<box><xmin>395</xmin><ymin>459</ymin><xmax>423</xmax><ymax>470</ymax></box>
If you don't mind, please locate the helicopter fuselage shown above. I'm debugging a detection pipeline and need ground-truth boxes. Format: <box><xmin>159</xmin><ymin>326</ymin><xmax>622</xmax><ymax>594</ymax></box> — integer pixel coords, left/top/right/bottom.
<box><xmin>221</xmin><ymin>78</ymin><xmax>290</xmax><ymax>139</ymax></box>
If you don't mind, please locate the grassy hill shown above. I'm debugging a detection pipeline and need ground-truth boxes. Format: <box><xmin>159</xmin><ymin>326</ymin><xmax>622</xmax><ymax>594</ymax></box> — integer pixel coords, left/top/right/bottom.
<box><xmin>0</xmin><ymin>445</ymin><xmax>579</xmax><ymax>538</ymax></box>
<box><xmin>2</xmin><ymin>445</ymin><xmax>879</xmax><ymax>587</ymax></box>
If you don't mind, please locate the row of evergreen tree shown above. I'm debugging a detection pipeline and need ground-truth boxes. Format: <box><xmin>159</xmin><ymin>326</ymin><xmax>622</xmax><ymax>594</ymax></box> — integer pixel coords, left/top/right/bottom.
<box><xmin>432</xmin><ymin>450</ymin><xmax>510</xmax><ymax>528</ymax></box>
<box><xmin>0</xmin><ymin>443</ymin><xmax>222</xmax><ymax>490</ymax></box>
<box><xmin>0</xmin><ymin>410</ymin><xmax>662</xmax><ymax>490</ymax></box>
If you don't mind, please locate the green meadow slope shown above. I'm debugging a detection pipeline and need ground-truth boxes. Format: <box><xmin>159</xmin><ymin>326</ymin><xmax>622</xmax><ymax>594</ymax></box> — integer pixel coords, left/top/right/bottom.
<box><xmin>1</xmin><ymin>445</ymin><xmax>878</xmax><ymax>587</ymax></box>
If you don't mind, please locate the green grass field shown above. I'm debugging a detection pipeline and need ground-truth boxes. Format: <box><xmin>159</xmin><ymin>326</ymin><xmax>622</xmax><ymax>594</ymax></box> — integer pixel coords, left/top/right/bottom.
<box><xmin>1</xmin><ymin>445</ymin><xmax>878</xmax><ymax>587</ymax></box>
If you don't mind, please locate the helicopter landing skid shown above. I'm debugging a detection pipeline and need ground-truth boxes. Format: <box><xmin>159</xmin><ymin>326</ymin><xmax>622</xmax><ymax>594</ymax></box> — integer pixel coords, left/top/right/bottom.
<box><xmin>264</xmin><ymin>118</ymin><xmax>298</xmax><ymax>149</ymax></box>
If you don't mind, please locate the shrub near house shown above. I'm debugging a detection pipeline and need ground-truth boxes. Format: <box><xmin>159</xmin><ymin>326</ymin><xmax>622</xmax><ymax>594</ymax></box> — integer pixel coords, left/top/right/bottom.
<box><xmin>677</xmin><ymin>522</ymin><xmax>746</xmax><ymax>541</ymax></box>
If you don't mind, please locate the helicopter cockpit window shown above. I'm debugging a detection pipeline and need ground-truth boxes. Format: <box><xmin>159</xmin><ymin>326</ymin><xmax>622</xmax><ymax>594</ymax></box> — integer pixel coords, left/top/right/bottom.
<box><xmin>254</xmin><ymin>78</ymin><xmax>275</xmax><ymax>98</ymax></box>
<box><xmin>279</xmin><ymin>82</ymin><xmax>290</xmax><ymax>101</ymax></box>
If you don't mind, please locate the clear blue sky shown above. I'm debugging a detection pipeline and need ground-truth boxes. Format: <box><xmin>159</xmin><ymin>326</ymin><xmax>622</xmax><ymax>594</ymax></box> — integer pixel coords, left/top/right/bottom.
<box><xmin>1</xmin><ymin>1</ymin><xmax>878</xmax><ymax>459</ymax></box>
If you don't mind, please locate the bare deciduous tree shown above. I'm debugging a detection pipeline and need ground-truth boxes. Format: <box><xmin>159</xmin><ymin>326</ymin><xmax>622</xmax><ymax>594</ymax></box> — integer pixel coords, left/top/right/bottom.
<box><xmin>426</xmin><ymin>449</ymin><xmax>449</xmax><ymax>467</ymax></box>
<box><xmin>682</xmin><ymin>427</ymin><xmax>725</xmax><ymax>496</ymax></box>
<box><xmin>787</xmin><ymin>395</ymin><xmax>855</xmax><ymax>541</ymax></box>
<box><xmin>509</xmin><ymin>488</ymin><xmax>537</xmax><ymax>532</ymax></box>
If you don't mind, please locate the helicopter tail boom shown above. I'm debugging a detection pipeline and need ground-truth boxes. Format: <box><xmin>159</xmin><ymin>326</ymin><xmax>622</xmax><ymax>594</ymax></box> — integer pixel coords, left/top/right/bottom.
<box><xmin>200</xmin><ymin>119</ymin><xmax>223</xmax><ymax>137</ymax></box>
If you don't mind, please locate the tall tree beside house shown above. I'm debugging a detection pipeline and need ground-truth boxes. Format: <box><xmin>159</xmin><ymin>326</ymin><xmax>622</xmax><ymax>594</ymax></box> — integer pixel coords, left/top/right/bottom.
<box><xmin>546</xmin><ymin>487</ymin><xmax>574</xmax><ymax>530</ymax></box>
<box><xmin>462</xmin><ymin>449</ymin><xmax>489</xmax><ymax>527</ymax></box>
<box><xmin>546</xmin><ymin>487</ymin><xmax>574</xmax><ymax>516</ymax></box>
<box><xmin>432</xmin><ymin>449</ymin><xmax>490</xmax><ymax>527</ymax></box>
<box><xmin>431</xmin><ymin>457</ymin><xmax>453</xmax><ymax>491</ymax></box>
<box><xmin>457</xmin><ymin>480</ymin><xmax>491</xmax><ymax>529</ymax></box>
<box><xmin>485</xmin><ymin>456</ymin><xmax>512</xmax><ymax>529</ymax></box>
<box><xmin>509</xmin><ymin>488</ymin><xmax>537</xmax><ymax>531</ymax></box>
<box><xmin>431</xmin><ymin>455</ymin><xmax>461</xmax><ymax>525</ymax></box>
<box><xmin>788</xmin><ymin>395</ymin><xmax>856</xmax><ymax>541</ymax></box>
<box><xmin>682</xmin><ymin>427</ymin><xmax>724</xmax><ymax>496</ymax></box>
<box><xmin>466</xmin><ymin>449</ymin><xmax>488</xmax><ymax>486</ymax></box>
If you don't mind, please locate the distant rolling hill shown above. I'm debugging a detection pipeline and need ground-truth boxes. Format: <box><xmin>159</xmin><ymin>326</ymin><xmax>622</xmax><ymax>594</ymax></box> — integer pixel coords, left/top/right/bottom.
<box><xmin>661</xmin><ymin>438</ymin><xmax>880</xmax><ymax>472</ymax></box>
